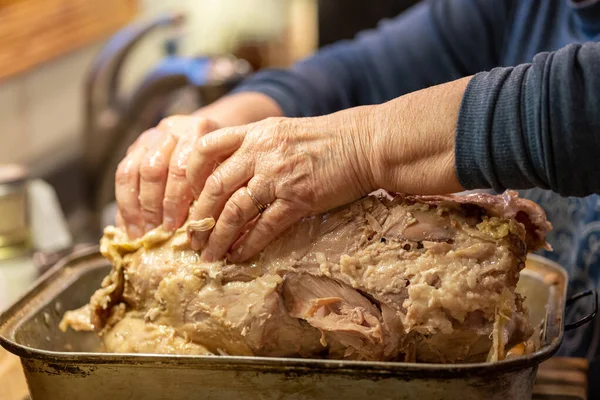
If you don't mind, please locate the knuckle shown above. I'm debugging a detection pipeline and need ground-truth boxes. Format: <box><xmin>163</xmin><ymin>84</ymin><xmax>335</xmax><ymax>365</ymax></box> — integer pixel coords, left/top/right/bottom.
<box><xmin>187</xmin><ymin>170</ymin><xmax>201</xmax><ymax>196</ymax></box>
<box><xmin>195</xmin><ymin>117</ymin><xmax>217</xmax><ymax>133</ymax></box>
<box><xmin>119</xmin><ymin>206</ymin><xmax>139</xmax><ymax>221</ymax></box>
<box><xmin>140</xmin><ymin>159</ymin><xmax>167</xmax><ymax>183</ymax></box>
<box><xmin>139</xmin><ymin>128</ymin><xmax>165</xmax><ymax>147</ymax></box>
<box><xmin>298</xmin><ymin>183</ymin><xmax>317</xmax><ymax>205</ymax></box>
<box><xmin>222</xmin><ymin>199</ymin><xmax>246</xmax><ymax>227</ymax></box>
<box><xmin>146</xmin><ymin>149</ymin><xmax>169</xmax><ymax>167</ymax></box>
<box><xmin>126</xmin><ymin>142</ymin><xmax>138</xmax><ymax>155</ymax></box>
<box><xmin>160</xmin><ymin>115</ymin><xmax>217</xmax><ymax>138</ymax></box>
<box><xmin>276</xmin><ymin>181</ymin><xmax>315</xmax><ymax>209</ymax></box>
<box><xmin>115</xmin><ymin>161</ymin><xmax>127</xmax><ymax>180</ymax></box>
<box><xmin>115</xmin><ymin>159</ymin><xmax>137</xmax><ymax>185</ymax></box>
<box><xmin>157</xmin><ymin>116</ymin><xmax>178</xmax><ymax>130</ymax></box>
<box><xmin>204</xmin><ymin>173</ymin><xmax>225</xmax><ymax>199</ymax></box>
<box><xmin>168</xmin><ymin>164</ymin><xmax>187</xmax><ymax>180</ymax></box>
<box><xmin>250</xmin><ymin>175</ymin><xmax>272</xmax><ymax>199</ymax></box>
<box><xmin>257</xmin><ymin>218</ymin><xmax>277</xmax><ymax>237</ymax></box>
<box><xmin>140</xmin><ymin>203</ymin><xmax>161</xmax><ymax>218</ymax></box>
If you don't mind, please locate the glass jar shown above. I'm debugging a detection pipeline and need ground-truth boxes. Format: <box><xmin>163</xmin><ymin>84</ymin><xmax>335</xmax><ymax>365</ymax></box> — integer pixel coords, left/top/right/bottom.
<box><xmin>0</xmin><ymin>164</ymin><xmax>31</xmax><ymax>260</ymax></box>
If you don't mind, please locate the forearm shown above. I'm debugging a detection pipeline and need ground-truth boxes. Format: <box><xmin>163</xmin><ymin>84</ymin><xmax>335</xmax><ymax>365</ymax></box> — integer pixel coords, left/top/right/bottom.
<box><xmin>232</xmin><ymin>0</ymin><xmax>509</xmax><ymax>118</ymax></box>
<box><xmin>192</xmin><ymin>92</ymin><xmax>283</xmax><ymax>127</ymax></box>
<box><xmin>367</xmin><ymin>77</ymin><xmax>472</xmax><ymax>195</ymax></box>
<box><xmin>369</xmin><ymin>42</ymin><xmax>600</xmax><ymax>199</ymax></box>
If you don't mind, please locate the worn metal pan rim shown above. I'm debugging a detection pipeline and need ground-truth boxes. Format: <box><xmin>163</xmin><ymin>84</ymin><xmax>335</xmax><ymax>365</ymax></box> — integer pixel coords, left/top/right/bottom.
<box><xmin>0</xmin><ymin>248</ymin><xmax>566</xmax><ymax>377</ymax></box>
<box><xmin>0</xmin><ymin>340</ymin><xmax>564</xmax><ymax>377</ymax></box>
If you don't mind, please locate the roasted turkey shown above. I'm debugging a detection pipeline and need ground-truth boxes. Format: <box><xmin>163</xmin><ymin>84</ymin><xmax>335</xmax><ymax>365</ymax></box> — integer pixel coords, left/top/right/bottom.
<box><xmin>60</xmin><ymin>190</ymin><xmax>551</xmax><ymax>363</ymax></box>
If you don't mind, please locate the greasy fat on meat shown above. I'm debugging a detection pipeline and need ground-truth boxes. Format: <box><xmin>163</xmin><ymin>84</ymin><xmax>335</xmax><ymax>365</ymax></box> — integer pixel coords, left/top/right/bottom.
<box><xmin>60</xmin><ymin>190</ymin><xmax>551</xmax><ymax>363</ymax></box>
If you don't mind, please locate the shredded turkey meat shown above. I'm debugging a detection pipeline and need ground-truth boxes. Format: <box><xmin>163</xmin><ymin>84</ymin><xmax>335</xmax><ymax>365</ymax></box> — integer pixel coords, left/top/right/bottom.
<box><xmin>60</xmin><ymin>190</ymin><xmax>551</xmax><ymax>363</ymax></box>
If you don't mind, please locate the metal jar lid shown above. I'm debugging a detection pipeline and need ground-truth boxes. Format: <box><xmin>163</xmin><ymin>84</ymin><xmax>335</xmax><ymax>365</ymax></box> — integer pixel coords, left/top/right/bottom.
<box><xmin>0</xmin><ymin>164</ymin><xmax>31</xmax><ymax>260</ymax></box>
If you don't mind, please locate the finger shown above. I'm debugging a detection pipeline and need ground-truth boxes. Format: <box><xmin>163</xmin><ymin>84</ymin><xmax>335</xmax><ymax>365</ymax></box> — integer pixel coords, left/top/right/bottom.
<box><xmin>115</xmin><ymin>210</ymin><xmax>125</xmax><ymax>229</ymax></box>
<box><xmin>162</xmin><ymin>137</ymin><xmax>194</xmax><ymax>231</ymax></box>
<box><xmin>115</xmin><ymin>128</ymin><xmax>163</xmax><ymax>236</ymax></box>
<box><xmin>126</xmin><ymin>127</ymin><xmax>164</xmax><ymax>155</ymax></box>
<box><xmin>228</xmin><ymin>213</ymin><xmax>261</xmax><ymax>252</ymax></box>
<box><xmin>163</xmin><ymin>119</ymin><xmax>219</xmax><ymax>231</ymax></box>
<box><xmin>227</xmin><ymin>200</ymin><xmax>302</xmax><ymax>263</ymax></box>
<box><xmin>187</xmin><ymin>126</ymin><xmax>247</xmax><ymax>198</ymax></box>
<box><xmin>115</xmin><ymin>145</ymin><xmax>147</xmax><ymax>238</ymax></box>
<box><xmin>200</xmin><ymin>180</ymin><xmax>274</xmax><ymax>262</ymax></box>
<box><xmin>138</xmin><ymin>133</ymin><xmax>179</xmax><ymax>233</ymax></box>
<box><xmin>230</xmin><ymin>218</ymin><xmax>258</xmax><ymax>250</ymax></box>
<box><xmin>188</xmin><ymin>156</ymin><xmax>254</xmax><ymax>250</ymax></box>
<box><xmin>158</xmin><ymin>115</ymin><xmax>218</xmax><ymax>138</ymax></box>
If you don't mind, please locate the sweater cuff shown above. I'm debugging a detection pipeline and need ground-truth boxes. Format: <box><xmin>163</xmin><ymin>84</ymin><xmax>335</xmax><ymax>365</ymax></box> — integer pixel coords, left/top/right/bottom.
<box><xmin>455</xmin><ymin>65</ymin><xmax>547</xmax><ymax>192</ymax></box>
<box><xmin>230</xmin><ymin>70</ymin><xmax>311</xmax><ymax>118</ymax></box>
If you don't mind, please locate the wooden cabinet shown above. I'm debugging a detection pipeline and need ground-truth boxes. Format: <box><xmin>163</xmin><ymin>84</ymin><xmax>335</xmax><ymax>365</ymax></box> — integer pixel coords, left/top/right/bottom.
<box><xmin>0</xmin><ymin>0</ymin><xmax>138</xmax><ymax>81</ymax></box>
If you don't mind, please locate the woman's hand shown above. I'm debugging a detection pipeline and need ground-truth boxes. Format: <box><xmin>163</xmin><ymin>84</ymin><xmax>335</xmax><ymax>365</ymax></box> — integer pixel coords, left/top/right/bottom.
<box><xmin>115</xmin><ymin>115</ymin><xmax>219</xmax><ymax>238</ymax></box>
<box><xmin>186</xmin><ymin>107</ymin><xmax>379</xmax><ymax>263</ymax></box>
<box><xmin>185</xmin><ymin>77</ymin><xmax>471</xmax><ymax>263</ymax></box>
<box><xmin>114</xmin><ymin>92</ymin><xmax>283</xmax><ymax>239</ymax></box>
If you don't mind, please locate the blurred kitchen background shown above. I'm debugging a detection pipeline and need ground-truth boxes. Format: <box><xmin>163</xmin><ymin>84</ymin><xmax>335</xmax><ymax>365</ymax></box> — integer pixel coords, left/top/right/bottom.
<box><xmin>0</xmin><ymin>0</ymin><xmax>419</xmax><ymax>313</ymax></box>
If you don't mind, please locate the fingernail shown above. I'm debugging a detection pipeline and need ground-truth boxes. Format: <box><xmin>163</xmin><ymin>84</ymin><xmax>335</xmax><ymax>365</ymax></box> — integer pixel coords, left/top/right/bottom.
<box><xmin>227</xmin><ymin>246</ymin><xmax>244</xmax><ymax>263</ymax></box>
<box><xmin>128</xmin><ymin>224</ymin><xmax>142</xmax><ymax>239</ymax></box>
<box><xmin>145</xmin><ymin>223</ymin><xmax>156</xmax><ymax>233</ymax></box>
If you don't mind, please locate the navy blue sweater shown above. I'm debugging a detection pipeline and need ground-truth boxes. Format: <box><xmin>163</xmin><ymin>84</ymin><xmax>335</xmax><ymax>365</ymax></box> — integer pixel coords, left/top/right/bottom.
<box><xmin>235</xmin><ymin>0</ymin><xmax>600</xmax><ymax>197</ymax></box>
<box><xmin>234</xmin><ymin>0</ymin><xmax>600</xmax><ymax>393</ymax></box>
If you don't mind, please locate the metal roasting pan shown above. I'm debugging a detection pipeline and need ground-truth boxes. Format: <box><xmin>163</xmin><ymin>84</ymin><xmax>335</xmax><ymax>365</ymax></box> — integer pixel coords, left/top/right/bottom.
<box><xmin>0</xmin><ymin>247</ymin><xmax>596</xmax><ymax>400</ymax></box>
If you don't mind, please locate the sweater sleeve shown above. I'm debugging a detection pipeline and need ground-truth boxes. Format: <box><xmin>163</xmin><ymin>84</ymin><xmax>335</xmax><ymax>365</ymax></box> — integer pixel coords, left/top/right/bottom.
<box><xmin>456</xmin><ymin>42</ymin><xmax>600</xmax><ymax>197</ymax></box>
<box><xmin>231</xmin><ymin>0</ymin><xmax>513</xmax><ymax>117</ymax></box>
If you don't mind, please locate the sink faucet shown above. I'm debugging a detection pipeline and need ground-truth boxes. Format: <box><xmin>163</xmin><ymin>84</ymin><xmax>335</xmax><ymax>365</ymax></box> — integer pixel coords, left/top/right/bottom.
<box><xmin>83</xmin><ymin>13</ymin><xmax>252</xmax><ymax>236</ymax></box>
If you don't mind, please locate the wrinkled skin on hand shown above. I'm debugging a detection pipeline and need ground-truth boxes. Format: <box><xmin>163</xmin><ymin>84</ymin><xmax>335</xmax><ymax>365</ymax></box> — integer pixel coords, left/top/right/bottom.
<box><xmin>115</xmin><ymin>79</ymin><xmax>467</xmax><ymax>262</ymax></box>
<box><xmin>115</xmin><ymin>116</ymin><xmax>219</xmax><ymax>238</ymax></box>
<box><xmin>186</xmin><ymin>107</ymin><xmax>380</xmax><ymax>263</ymax></box>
